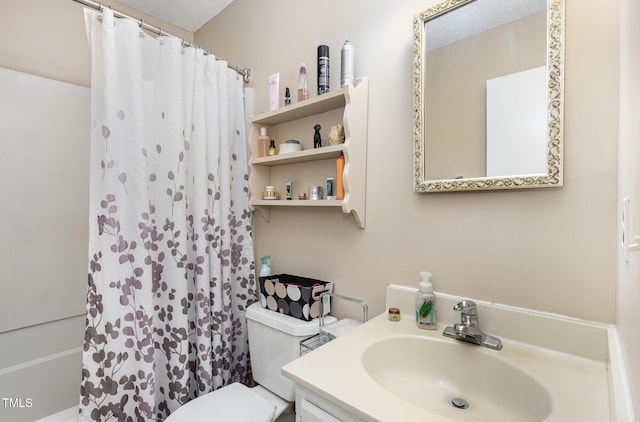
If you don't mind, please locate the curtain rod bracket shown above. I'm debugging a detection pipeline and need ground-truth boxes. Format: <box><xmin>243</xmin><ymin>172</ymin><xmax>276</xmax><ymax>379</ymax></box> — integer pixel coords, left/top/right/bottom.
<box><xmin>241</xmin><ymin>68</ymin><xmax>251</xmax><ymax>84</ymax></box>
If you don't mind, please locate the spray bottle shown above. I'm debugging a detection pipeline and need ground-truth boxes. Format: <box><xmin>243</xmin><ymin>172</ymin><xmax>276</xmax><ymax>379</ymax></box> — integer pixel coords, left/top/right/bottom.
<box><xmin>297</xmin><ymin>63</ymin><xmax>309</xmax><ymax>102</ymax></box>
<box><xmin>341</xmin><ymin>40</ymin><xmax>354</xmax><ymax>87</ymax></box>
<box><xmin>259</xmin><ymin>255</ymin><xmax>272</xmax><ymax>277</ymax></box>
<box><xmin>317</xmin><ymin>45</ymin><xmax>330</xmax><ymax>95</ymax></box>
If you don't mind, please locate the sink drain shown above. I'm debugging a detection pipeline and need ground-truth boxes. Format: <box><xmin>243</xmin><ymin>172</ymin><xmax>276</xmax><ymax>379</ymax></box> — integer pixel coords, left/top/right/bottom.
<box><xmin>448</xmin><ymin>397</ymin><xmax>470</xmax><ymax>410</ymax></box>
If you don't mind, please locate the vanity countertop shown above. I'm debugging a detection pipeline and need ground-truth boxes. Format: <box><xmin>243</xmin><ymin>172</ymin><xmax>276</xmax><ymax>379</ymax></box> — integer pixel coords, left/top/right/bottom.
<box><xmin>282</xmin><ymin>310</ymin><xmax>611</xmax><ymax>422</ymax></box>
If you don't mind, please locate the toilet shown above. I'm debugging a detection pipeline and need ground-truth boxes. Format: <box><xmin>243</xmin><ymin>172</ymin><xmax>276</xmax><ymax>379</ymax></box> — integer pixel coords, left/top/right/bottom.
<box><xmin>166</xmin><ymin>302</ymin><xmax>335</xmax><ymax>422</ymax></box>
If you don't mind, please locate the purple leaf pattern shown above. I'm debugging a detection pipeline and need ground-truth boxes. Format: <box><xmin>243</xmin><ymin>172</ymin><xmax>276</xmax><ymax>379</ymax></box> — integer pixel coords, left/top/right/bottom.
<box><xmin>81</xmin><ymin>8</ymin><xmax>255</xmax><ymax>421</ymax></box>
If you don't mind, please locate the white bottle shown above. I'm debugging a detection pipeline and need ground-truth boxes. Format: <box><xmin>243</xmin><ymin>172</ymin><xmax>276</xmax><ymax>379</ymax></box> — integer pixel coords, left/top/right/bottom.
<box><xmin>259</xmin><ymin>255</ymin><xmax>271</xmax><ymax>277</ymax></box>
<box><xmin>341</xmin><ymin>40</ymin><xmax>354</xmax><ymax>87</ymax></box>
<box><xmin>415</xmin><ymin>271</ymin><xmax>436</xmax><ymax>330</ymax></box>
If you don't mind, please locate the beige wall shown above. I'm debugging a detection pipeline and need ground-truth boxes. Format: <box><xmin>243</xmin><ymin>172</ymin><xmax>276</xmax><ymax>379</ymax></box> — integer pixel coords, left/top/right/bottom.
<box><xmin>0</xmin><ymin>0</ymin><xmax>192</xmax><ymax>419</ymax></box>
<box><xmin>0</xmin><ymin>0</ymin><xmax>191</xmax><ymax>87</ymax></box>
<box><xmin>197</xmin><ymin>0</ymin><xmax>619</xmax><ymax>324</ymax></box>
<box><xmin>618</xmin><ymin>0</ymin><xmax>640</xmax><ymax>415</ymax></box>
<box><xmin>0</xmin><ymin>0</ymin><xmax>633</xmax><ymax>418</ymax></box>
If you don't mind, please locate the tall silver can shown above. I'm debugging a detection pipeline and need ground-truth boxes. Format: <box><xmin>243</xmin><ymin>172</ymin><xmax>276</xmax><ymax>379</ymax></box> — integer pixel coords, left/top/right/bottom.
<box><xmin>341</xmin><ymin>40</ymin><xmax>354</xmax><ymax>87</ymax></box>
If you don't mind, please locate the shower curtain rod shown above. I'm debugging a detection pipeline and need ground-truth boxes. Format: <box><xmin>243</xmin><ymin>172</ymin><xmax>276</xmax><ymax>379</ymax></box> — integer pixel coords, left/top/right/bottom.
<box><xmin>71</xmin><ymin>0</ymin><xmax>251</xmax><ymax>83</ymax></box>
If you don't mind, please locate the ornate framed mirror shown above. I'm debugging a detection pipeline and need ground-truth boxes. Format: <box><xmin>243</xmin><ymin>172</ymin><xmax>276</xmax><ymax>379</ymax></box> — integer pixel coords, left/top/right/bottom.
<box><xmin>413</xmin><ymin>0</ymin><xmax>565</xmax><ymax>192</ymax></box>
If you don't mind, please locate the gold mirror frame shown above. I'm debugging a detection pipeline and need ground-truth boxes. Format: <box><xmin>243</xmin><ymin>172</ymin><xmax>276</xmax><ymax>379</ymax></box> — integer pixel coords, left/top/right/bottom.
<box><xmin>413</xmin><ymin>0</ymin><xmax>565</xmax><ymax>192</ymax></box>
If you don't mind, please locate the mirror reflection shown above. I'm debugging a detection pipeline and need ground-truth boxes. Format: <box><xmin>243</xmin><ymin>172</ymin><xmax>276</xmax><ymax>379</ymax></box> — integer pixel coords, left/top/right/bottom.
<box><xmin>413</xmin><ymin>0</ymin><xmax>564</xmax><ymax>192</ymax></box>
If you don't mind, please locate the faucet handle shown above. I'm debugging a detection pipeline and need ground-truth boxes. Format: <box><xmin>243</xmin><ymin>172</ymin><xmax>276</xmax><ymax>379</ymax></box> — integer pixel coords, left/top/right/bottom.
<box><xmin>453</xmin><ymin>300</ymin><xmax>478</xmax><ymax>326</ymax></box>
<box><xmin>453</xmin><ymin>300</ymin><xmax>477</xmax><ymax>315</ymax></box>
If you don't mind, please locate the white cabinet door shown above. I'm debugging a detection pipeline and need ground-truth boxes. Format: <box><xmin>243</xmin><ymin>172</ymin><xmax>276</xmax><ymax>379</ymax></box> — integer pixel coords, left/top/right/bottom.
<box><xmin>299</xmin><ymin>399</ymin><xmax>342</xmax><ymax>422</ymax></box>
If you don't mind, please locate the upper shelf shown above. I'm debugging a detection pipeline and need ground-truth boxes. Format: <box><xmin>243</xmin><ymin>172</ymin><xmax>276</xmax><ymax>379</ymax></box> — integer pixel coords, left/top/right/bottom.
<box><xmin>251</xmin><ymin>88</ymin><xmax>348</xmax><ymax>126</ymax></box>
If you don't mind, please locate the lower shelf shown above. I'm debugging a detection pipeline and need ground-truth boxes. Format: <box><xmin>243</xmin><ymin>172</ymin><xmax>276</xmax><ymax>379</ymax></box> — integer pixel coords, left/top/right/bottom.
<box><xmin>251</xmin><ymin>199</ymin><xmax>343</xmax><ymax>207</ymax></box>
<box><xmin>251</xmin><ymin>199</ymin><xmax>364</xmax><ymax>229</ymax></box>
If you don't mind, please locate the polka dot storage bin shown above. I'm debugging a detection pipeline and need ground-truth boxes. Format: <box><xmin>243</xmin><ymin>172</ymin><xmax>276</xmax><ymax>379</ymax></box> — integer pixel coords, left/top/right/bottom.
<box><xmin>258</xmin><ymin>274</ymin><xmax>333</xmax><ymax>321</ymax></box>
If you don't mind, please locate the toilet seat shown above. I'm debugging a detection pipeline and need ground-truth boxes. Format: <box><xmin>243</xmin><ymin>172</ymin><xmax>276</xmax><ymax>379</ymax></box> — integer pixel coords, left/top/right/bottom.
<box><xmin>165</xmin><ymin>382</ymin><xmax>277</xmax><ymax>422</ymax></box>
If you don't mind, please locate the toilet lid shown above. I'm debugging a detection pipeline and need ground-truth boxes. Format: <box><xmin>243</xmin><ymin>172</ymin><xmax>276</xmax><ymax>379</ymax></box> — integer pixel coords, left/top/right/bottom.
<box><xmin>165</xmin><ymin>382</ymin><xmax>276</xmax><ymax>422</ymax></box>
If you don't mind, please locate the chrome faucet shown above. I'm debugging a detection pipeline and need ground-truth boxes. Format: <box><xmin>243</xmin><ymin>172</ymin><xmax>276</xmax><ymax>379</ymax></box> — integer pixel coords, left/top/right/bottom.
<box><xmin>442</xmin><ymin>300</ymin><xmax>502</xmax><ymax>350</ymax></box>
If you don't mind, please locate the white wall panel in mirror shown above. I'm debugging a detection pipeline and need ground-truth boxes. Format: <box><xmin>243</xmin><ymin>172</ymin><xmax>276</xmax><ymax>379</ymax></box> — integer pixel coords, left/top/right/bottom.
<box><xmin>0</xmin><ymin>67</ymin><xmax>89</xmax><ymax>332</ymax></box>
<box><xmin>486</xmin><ymin>66</ymin><xmax>547</xmax><ymax>177</ymax></box>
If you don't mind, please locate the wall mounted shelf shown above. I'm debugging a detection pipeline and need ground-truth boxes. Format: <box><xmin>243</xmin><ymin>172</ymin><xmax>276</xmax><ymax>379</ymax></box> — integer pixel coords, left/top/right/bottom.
<box><xmin>248</xmin><ymin>78</ymin><xmax>369</xmax><ymax>228</ymax></box>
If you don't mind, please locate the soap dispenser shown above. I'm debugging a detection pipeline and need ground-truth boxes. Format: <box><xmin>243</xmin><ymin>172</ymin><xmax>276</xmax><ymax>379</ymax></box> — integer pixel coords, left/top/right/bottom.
<box><xmin>415</xmin><ymin>271</ymin><xmax>436</xmax><ymax>330</ymax></box>
<box><xmin>259</xmin><ymin>255</ymin><xmax>272</xmax><ymax>277</ymax></box>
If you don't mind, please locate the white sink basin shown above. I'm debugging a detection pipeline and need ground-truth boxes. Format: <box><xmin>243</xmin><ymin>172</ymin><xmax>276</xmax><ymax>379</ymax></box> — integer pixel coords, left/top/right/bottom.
<box><xmin>362</xmin><ymin>335</ymin><xmax>552</xmax><ymax>422</ymax></box>
<box><xmin>283</xmin><ymin>294</ymin><xmax>611</xmax><ymax>422</ymax></box>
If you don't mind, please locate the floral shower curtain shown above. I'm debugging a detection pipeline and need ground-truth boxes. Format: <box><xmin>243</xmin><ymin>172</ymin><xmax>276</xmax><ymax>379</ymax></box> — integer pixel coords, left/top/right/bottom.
<box><xmin>80</xmin><ymin>9</ymin><xmax>256</xmax><ymax>421</ymax></box>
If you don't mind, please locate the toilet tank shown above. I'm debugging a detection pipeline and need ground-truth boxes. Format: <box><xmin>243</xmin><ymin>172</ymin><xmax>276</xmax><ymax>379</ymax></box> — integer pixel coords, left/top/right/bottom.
<box><xmin>246</xmin><ymin>302</ymin><xmax>336</xmax><ymax>402</ymax></box>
